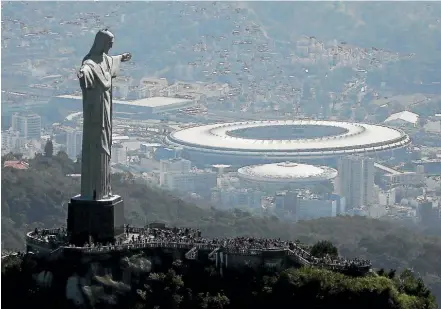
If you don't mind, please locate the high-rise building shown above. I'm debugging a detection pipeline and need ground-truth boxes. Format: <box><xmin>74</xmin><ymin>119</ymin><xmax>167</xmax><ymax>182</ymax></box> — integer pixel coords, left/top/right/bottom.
<box><xmin>417</xmin><ymin>198</ymin><xmax>440</xmax><ymax>227</ymax></box>
<box><xmin>297</xmin><ymin>198</ymin><xmax>337</xmax><ymax>220</ymax></box>
<box><xmin>159</xmin><ymin>158</ymin><xmax>191</xmax><ymax>186</ymax></box>
<box><xmin>326</xmin><ymin>193</ymin><xmax>347</xmax><ymax>215</ymax></box>
<box><xmin>274</xmin><ymin>191</ymin><xmax>298</xmax><ymax>213</ymax></box>
<box><xmin>111</xmin><ymin>143</ymin><xmax>127</xmax><ymax>165</ymax></box>
<box><xmin>161</xmin><ymin>170</ymin><xmax>217</xmax><ymax>199</ymax></box>
<box><xmin>11</xmin><ymin>112</ymin><xmax>41</xmax><ymax>140</ymax></box>
<box><xmin>1</xmin><ymin>129</ymin><xmax>24</xmax><ymax>154</ymax></box>
<box><xmin>337</xmin><ymin>156</ymin><xmax>374</xmax><ymax>209</ymax></box>
<box><xmin>66</xmin><ymin>128</ymin><xmax>83</xmax><ymax>160</ymax></box>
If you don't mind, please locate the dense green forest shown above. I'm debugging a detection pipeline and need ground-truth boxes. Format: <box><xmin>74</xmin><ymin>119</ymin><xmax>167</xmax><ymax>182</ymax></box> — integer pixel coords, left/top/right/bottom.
<box><xmin>1</xmin><ymin>152</ymin><xmax>441</xmax><ymax>305</ymax></box>
<box><xmin>1</xmin><ymin>251</ymin><xmax>438</xmax><ymax>309</ymax></box>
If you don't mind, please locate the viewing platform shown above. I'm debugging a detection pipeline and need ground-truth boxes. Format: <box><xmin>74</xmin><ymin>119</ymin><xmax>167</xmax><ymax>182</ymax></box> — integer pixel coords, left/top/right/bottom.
<box><xmin>26</xmin><ymin>225</ymin><xmax>372</xmax><ymax>276</ymax></box>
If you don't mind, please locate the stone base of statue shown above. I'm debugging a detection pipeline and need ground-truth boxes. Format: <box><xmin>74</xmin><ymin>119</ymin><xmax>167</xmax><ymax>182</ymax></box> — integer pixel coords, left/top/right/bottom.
<box><xmin>67</xmin><ymin>194</ymin><xmax>125</xmax><ymax>246</ymax></box>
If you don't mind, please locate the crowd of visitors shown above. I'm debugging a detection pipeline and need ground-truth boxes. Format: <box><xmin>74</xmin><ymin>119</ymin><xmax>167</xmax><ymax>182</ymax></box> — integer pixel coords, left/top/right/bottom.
<box><xmin>26</xmin><ymin>226</ymin><xmax>371</xmax><ymax>271</ymax></box>
<box><xmin>120</xmin><ymin>226</ymin><xmax>370</xmax><ymax>269</ymax></box>
<box><xmin>311</xmin><ymin>255</ymin><xmax>371</xmax><ymax>269</ymax></box>
<box><xmin>27</xmin><ymin>228</ymin><xmax>68</xmax><ymax>248</ymax></box>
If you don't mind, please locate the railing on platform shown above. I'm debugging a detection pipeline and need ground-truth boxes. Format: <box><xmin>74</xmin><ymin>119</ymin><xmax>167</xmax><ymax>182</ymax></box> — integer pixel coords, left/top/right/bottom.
<box><xmin>26</xmin><ymin>228</ymin><xmax>371</xmax><ymax>274</ymax></box>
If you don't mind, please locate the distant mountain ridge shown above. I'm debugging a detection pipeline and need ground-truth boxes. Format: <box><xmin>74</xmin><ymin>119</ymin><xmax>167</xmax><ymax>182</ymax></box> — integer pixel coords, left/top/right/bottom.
<box><xmin>2</xmin><ymin>1</ymin><xmax>441</xmax><ymax>93</ymax></box>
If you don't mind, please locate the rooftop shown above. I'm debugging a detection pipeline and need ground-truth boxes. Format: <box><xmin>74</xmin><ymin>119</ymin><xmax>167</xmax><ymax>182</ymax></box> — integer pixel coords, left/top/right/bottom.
<box><xmin>238</xmin><ymin>162</ymin><xmax>338</xmax><ymax>182</ymax></box>
<box><xmin>57</xmin><ymin>94</ymin><xmax>127</xmax><ymax>104</ymax></box>
<box><xmin>3</xmin><ymin>161</ymin><xmax>29</xmax><ymax>170</ymax></box>
<box><xmin>384</xmin><ymin>111</ymin><xmax>419</xmax><ymax>125</ymax></box>
<box><xmin>168</xmin><ymin>120</ymin><xmax>410</xmax><ymax>152</ymax></box>
<box><xmin>118</xmin><ymin>97</ymin><xmax>193</xmax><ymax>108</ymax></box>
<box><xmin>56</xmin><ymin>95</ymin><xmax>192</xmax><ymax>108</ymax></box>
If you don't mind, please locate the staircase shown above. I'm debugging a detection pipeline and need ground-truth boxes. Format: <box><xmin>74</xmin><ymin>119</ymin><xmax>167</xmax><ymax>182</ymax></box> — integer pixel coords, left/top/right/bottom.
<box><xmin>184</xmin><ymin>246</ymin><xmax>198</xmax><ymax>260</ymax></box>
<box><xmin>208</xmin><ymin>247</ymin><xmax>220</xmax><ymax>261</ymax></box>
<box><xmin>48</xmin><ymin>247</ymin><xmax>64</xmax><ymax>260</ymax></box>
<box><xmin>287</xmin><ymin>249</ymin><xmax>311</xmax><ymax>266</ymax></box>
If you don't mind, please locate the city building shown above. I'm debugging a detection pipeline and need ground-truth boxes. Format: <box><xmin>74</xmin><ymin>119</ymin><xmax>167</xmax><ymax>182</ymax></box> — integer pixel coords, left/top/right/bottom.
<box><xmin>160</xmin><ymin>158</ymin><xmax>192</xmax><ymax>174</ymax></box>
<box><xmin>296</xmin><ymin>196</ymin><xmax>337</xmax><ymax>220</ymax></box>
<box><xmin>161</xmin><ymin>169</ymin><xmax>217</xmax><ymax>199</ymax></box>
<box><xmin>1</xmin><ymin>129</ymin><xmax>24</xmax><ymax>154</ymax></box>
<box><xmin>366</xmin><ymin>204</ymin><xmax>388</xmax><ymax>219</ymax></box>
<box><xmin>159</xmin><ymin>158</ymin><xmax>192</xmax><ymax>186</ymax></box>
<box><xmin>411</xmin><ymin>159</ymin><xmax>441</xmax><ymax>175</ymax></box>
<box><xmin>140</xmin><ymin>143</ymin><xmax>162</xmax><ymax>154</ymax></box>
<box><xmin>217</xmin><ymin>174</ymin><xmax>240</xmax><ymax>190</ymax></box>
<box><xmin>154</xmin><ymin>146</ymin><xmax>182</xmax><ymax>161</ymax></box>
<box><xmin>215</xmin><ymin>188</ymin><xmax>264</xmax><ymax>210</ymax></box>
<box><xmin>417</xmin><ymin>197</ymin><xmax>440</xmax><ymax>227</ymax></box>
<box><xmin>53</xmin><ymin>95</ymin><xmax>196</xmax><ymax>120</ymax></box>
<box><xmin>326</xmin><ymin>193</ymin><xmax>346</xmax><ymax>215</ymax></box>
<box><xmin>382</xmin><ymin>172</ymin><xmax>425</xmax><ymax>188</ymax></box>
<box><xmin>384</xmin><ymin>111</ymin><xmax>419</xmax><ymax>128</ymax></box>
<box><xmin>11</xmin><ymin>112</ymin><xmax>41</xmax><ymax>140</ymax></box>
<box><xmin>66</xmin><ymin>128</ymin><xmax>83</xmax><ymax>160</ymax></box>
<box><xmin>111</xmin><ymin>143</ymin><xmax>127</xmax><ymax>166</ymax></box>
<box><xmin>274</xmin><ymin>191</ymin><xmax>298</xmax><ymax>213</ymax></box>
<box><xmin>337</xmin><ymin>156</ymin><xmax>375</xmax><ymax>209</ymax></box>
<box><xmin>378</xmin><ymin>188</ymin><xmax>397</xmax><ymax>206</ymax></box>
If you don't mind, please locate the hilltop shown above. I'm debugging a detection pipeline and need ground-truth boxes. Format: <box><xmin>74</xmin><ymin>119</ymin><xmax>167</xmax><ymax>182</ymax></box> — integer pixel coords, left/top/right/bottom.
<box><xmin>1</xmin><ymin>244</ymin><xmax>438</xmax><ymax>309</ymax></box>
<box><xmin>1</xmin><ymin>152</ymin><xmax>441</xmax><ymax>305</ymax></box>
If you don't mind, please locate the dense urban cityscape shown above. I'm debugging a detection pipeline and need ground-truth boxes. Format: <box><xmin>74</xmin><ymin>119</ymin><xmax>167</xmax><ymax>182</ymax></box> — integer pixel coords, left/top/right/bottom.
<box><xmin>3</xmin><ymin>71</ymin><xmax>440</xmax><ymax>228</ymax></box>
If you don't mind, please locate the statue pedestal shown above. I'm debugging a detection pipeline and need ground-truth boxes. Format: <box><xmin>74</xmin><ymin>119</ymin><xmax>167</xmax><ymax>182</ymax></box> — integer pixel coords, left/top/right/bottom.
<box><xmin>67</xmin><ymin>194</ymin><xmax>125</xmax><ymax>246</ymax></box>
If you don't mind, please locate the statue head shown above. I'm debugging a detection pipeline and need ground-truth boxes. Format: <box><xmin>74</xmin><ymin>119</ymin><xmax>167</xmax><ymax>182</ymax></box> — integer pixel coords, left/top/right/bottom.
<box><xmin>88</xmin><ymin>29</ymin><xmax>115</xmax><ymax>56</ymax></box>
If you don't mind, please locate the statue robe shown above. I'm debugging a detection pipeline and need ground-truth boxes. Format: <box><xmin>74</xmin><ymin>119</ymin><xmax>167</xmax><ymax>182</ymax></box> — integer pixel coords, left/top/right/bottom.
<box><xmin>78</xmin><ymin>54</ymin><xmax>122</xmax><ymax>200</ymax></box>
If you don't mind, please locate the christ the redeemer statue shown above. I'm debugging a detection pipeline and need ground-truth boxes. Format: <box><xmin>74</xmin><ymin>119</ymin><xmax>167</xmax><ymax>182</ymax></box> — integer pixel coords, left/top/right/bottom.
<box><xmin>78</xmin><ymin>29</ymin><xmax>131</xmax><ymax>200</ymax></box>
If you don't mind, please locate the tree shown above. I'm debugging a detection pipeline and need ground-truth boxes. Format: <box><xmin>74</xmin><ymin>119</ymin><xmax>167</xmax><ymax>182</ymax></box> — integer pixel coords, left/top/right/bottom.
<box><xmin>1</xmin><ymin>152</ymin><xmax>17</xmax><ymax>163</ymax></box>
<box><xmin>56</xmin><ymin>150</ymin><xmax>68</xmax><ymax>160</ymax></box>
<box><xmin>377</xmin><ymin>268</ymin><xmax>386</xmax><ymax>277</ymax></box>
<box><xmin>385</xmin><ymin>269</ymin><xmax>394</xmax><ymax>279</ymax></box>
<box><xmin>197</xmin><ymin>292</ymin><xmax>230</xmax><ymax>309</ymax></box>
<box><xmin>44</xmin><ymin>140</ymin><xmax>54</xmax><ymax>158</ymax></box>
<box><xmin>310</xmin><ymin>240</ymin><xmax>338</xmax><ymax>258</ymax></box>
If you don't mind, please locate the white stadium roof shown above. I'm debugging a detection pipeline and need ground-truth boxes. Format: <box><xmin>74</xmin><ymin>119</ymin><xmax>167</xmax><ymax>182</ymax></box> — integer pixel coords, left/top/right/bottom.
<box><xmin>117</xmin><ymin>97</ymin><xmax>192</xmax><ymax>108</ymax></box>
<box><xmin>56</xmin><ymin>95</ymin><xmax>192</xmax><ymax>108</ymax></box>
<box><xmin>57</xmin><ymin>94</ymin><xmax>127</xmax><ymax>104</ymax></box>
<box><xmin>237</xmin><ymin>162</ymin><xmax>338</xmax><ymax>183</ymax></box>
<box><xmin>167</xmin><ymin>120</ymin><xmax>411</xmax><ymax>159</ymax></box>
<box><xmin>384</xmin><ymin>111</ymin><xmax>419</xmax><ymax>125</ymax></box>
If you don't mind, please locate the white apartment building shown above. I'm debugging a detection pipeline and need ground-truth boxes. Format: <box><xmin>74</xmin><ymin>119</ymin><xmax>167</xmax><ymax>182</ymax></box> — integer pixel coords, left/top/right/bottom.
<box><xmin>111</xmin><ymin>143</ymin><xmax>127</xmax><ymax>165</ymax></box>
<box><xmin>296</xmin><ymin>198</ymin><xmax>337</xmax><ymax>220</ymax></box>
<box><xmin>217</xmin><ymin>188</ymin><xmax>264</xmax><ymax>210</ymax></box>
<box><xmin>1</xmin><ymin>129</ymin><xmax>24</xmax><ymax>154</ymax></box>
<box><xmin>337</xmin><ymin>156</ymin><xmax>375</xmax><ymax>209</ymax></box>
<box><xmin>11</xmin><ymin>112</ymin><xmax>41</xmax><ymax>140</ymax></box>
<box><xmin>382</xmin><ymin>172</ymin><xmax>425</xmax><ymax>187</ymax></box>
<box><xmin>66</xmin><ymin>128</ymin><xmax>83</xmax><ymax>160</ymax></box>
<box><xmin>378</xmin><ymin>188</ymin><xmax>397</xmax><ymax>206</ymax></box>
<box><xmin>161</xmin><ymin>170</ymin><xmax>217</xmax><ymax>198</ymax></box>
<box><xmin>159</xmin><ymin>158</ymin><xmax>191</xmax><ymax>186</ymax></box>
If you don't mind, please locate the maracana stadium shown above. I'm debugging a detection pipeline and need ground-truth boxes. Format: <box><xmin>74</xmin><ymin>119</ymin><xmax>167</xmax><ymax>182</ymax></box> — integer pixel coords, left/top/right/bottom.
<box><xmin>166</xmin><ymin>120</ymin><xmax>411</xmax><ymax>166</ymax></box>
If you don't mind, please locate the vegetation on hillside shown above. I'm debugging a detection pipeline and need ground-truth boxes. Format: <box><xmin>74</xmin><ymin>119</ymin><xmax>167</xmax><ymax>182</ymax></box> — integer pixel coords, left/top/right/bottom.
<box><xmin>1</xmin><ymin>251</ymin><xmax>437</xmax><ymax>309</ymax></box>
<box><xmin>1</xmin><ymin>153</ymin><xmax>440</xmax><ymax>305</ymax></box>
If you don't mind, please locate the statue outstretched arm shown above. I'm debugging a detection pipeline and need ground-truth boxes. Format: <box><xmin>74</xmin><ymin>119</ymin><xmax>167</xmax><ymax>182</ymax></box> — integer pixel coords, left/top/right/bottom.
<box><xmin>109</xmin><ymin>53</ymin><xmax>131</xmax><ymax>78</ymax></box>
